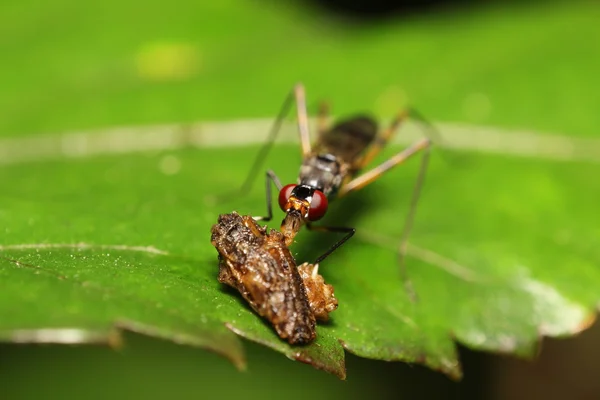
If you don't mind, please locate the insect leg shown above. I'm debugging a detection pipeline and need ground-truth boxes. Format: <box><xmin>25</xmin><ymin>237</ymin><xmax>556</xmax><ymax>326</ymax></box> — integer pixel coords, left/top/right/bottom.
<box><xmin>353</xmin><ymin>107</ymin><xmax>444</xmax><ymax>171</ymax></box>
<box><xmin>294</xmin><ymin>83</ymin><xmax>313</xmax><ymax>157</ymax></box>
<box><xmin>253</xmin><ymin>170</ymin><xmax>283</xmax><ymax>222</ymax></box>
<box><xmin>353</xmin><ymin>109</ymin><xmax>409</xmax><ymax>170</ymax></box>
<box><xmin>339</xmin><ymin>137</ymin><xmax>431</xmax><ymax>196</ymax></box>
<box><xmin>397</xmin><ymin>144</ymin><xmax>431</xmax><ymax>302</ymax></box>
<box><xmin>339</xmin><ymin>138</ymin><xmax>432</xmax><ymax>302</ymax></box>
<box><xmin>213</xmin><ymin>84</ymin><xmax>310</xmax><ymax>202</ymax></box>
<box><xmin>317</xmin><ymin>101</ymin><xmax>330</xmax><ymax>137</ymax></box>
<box><xmin>306</xmin><ymin>223</ymin><xmax>356</xmax><ymax>264</ymax></box>
<box><xmin>405</xmin><ymin>107</ymin><xmax>445</xmax><ymax>147</ymax></box>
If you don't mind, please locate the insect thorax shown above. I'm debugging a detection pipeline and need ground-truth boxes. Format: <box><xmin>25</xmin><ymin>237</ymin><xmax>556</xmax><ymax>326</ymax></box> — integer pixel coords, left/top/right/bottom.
<box><xmin>298</xmin><ymin>153</ymin><xmax>346</xmax><ymax>197</ymax></box>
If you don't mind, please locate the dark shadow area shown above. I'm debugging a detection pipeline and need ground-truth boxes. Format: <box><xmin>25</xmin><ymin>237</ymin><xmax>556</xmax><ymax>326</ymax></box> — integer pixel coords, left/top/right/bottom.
<box><xmin>0</xmin><ymin>330</ymin><xmax>492</xmax><ymax>399</ymax></box>
<box><xmin>458</xmin><ymin>343</ymin><xmax>490</xmax><ymax>399</ymax></box>
<box><xmin>305</xmin><ymin>0</ymin><xmax>480</xmax><ymax>19</ymax></box>
<box><xmin>490</xmin><ymin>317</ymin><xmax>600</xmax><ymax>399</ymax></box>
<box><xmin>266</xmin><ymin>0</ymin><xmax>567</xmax><ymax>21</ymax></box>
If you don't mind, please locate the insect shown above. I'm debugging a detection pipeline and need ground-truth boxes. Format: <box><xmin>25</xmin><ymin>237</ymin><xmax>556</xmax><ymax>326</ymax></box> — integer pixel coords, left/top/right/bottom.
<box><xmin>211</xmin><ymin>211</ymin><xmax>337</xmax><ymax>345</ymax></box>
<box><xmin>232</xmin><ymin>84</ymin><xmax>438</xmax><ymax>291</ymax></box>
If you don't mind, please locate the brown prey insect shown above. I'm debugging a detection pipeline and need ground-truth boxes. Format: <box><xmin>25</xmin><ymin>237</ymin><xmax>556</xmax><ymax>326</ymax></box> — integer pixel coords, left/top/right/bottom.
<box><xmin>211</xmin><ymin>211</ymin><xmax>337</xmax><ymax>345</ymax></box>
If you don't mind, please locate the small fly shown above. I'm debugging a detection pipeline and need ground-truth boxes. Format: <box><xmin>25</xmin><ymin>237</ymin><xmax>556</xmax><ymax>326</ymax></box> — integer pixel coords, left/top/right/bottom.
<box><xmin>226</xmin><ymin>84</ymin><xmax>439</xmax><ymax>294</ymax></box>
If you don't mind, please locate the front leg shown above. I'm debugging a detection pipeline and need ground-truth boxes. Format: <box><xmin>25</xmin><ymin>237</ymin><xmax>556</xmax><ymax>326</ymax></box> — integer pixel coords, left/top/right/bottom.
<box><xmin>306</xmin><ymin>223</ymin><xmax>356</xmax><ymax>264</ymax></box>
<box><xmin>253</xmin><ymin>170</ymin><xmax>283</xmax><ymax>222</ymax></box>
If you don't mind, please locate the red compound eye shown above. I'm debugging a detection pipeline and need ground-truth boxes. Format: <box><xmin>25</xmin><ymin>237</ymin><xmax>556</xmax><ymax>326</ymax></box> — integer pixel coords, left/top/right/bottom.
<box><xmin>278</xmin><ymin>184</ymin><xmax>296</xmax><ymax>211</ymax></box>
<box><xmin>307</xmin><ymin>190</ymin><xmax>328</xmax><ymax>221</ymax></box>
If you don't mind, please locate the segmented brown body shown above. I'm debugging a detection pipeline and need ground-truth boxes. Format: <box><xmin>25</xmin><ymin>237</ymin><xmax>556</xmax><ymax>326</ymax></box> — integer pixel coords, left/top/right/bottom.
<box><xmin>211</xmin><ymin>212</ymin><xmax>337</xmax><ymax>345</ymax></box>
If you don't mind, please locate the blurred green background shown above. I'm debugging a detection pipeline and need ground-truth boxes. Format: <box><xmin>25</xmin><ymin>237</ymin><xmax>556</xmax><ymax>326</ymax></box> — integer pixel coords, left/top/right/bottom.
<box><xmin>2</xmin><ymin>0</ymin><xmax>598</xmax><ymax>138</ymax></box>
<box><xmin>1</xmin><ymin>0</ymin><xmax>599</xmax><ymax>398</ymax></box>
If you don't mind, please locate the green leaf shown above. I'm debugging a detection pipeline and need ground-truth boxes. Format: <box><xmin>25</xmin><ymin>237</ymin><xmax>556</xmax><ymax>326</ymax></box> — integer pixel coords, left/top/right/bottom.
<box><xmin>1</xmin><ymin>126</ymin><xmax>598</xmax><ymax>379</ymax></box>
<box><xmin>1</xmin><ymin>0</ymin><xmax>599</xmax><ymax>380</ymax></box>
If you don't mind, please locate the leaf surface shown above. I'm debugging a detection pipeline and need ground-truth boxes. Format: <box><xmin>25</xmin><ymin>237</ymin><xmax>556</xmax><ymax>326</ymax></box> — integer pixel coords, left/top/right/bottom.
<box><xmin>1</xmin><ymin>0</ymin><xmax>599</xmax><ymax>380</ymax></box>
<box><xmin>1</xmin><ymin>140</ymin><xmax>598</xmax><ymax>378</ymax></box>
